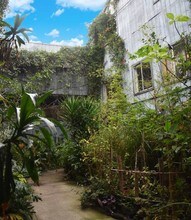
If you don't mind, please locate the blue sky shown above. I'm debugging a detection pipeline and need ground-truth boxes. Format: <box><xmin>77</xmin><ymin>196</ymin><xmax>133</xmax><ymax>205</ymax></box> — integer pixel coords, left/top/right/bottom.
<box><xmin>5</xmin><ymin>0</ymin><xmax>107</xmax><ymax>46</ymax></box>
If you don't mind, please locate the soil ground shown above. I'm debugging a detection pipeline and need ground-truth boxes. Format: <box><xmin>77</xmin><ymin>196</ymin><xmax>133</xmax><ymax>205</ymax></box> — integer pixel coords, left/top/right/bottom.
<box><xmin>32</xmin><ymin>169</ymin><xmax>114</xmax><ymax>220</ymax></box>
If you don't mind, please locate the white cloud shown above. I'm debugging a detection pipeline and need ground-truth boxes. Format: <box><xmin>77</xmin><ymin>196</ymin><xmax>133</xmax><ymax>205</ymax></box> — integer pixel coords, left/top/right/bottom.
<box><xmin>50</xmin><ymin>38</ymin><xmax>84</xmax><ymax>47</ymax></box>
<box><xmin>78</xmin><ymin>34</ymin><xmax>84</xmax><ymax>39</ymax></box>
<box><xmin>29</xmin><ymin>35</ymin><xmax>38</xmax><ymax>40</ymax></box>
<box><xmin>30</xmin><ymin>40</ymin><xmax>42</xmax><ymax>43</ymax></box>
<box><xmin>51</xmin><ymin>8</ymin><xmax>64</xmax><ymax>17</ymax></box>
<box><xmin>6</xmin><ymin>0</ymin><xmax>35</xmax><ymax>18</ymax></box>
<box><xmin>56</xmin><ymin>0</ymin><xmax>107</xmax><ymax>11</ymax></box>
<box><xmin>46</xmin><ymin>29</ymin><xmax>60</xmax><ymax>38</ymax></box>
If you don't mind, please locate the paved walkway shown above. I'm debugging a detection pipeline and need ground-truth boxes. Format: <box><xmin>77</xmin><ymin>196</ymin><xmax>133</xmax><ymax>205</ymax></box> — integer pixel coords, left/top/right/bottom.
<box><xmin>32</xmin><ymin>169</ymin><xmax>113</xmax><ymax>220</ymax></box>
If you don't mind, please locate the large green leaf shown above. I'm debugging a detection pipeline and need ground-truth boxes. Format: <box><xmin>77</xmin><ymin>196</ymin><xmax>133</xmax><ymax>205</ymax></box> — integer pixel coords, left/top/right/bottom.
<box><xmin>50</xmin><ymin>118</ymin><xmax>68</xmax><ymax>139</ymax></box>
<box><xmin>16</xmin><ymin>35</ymin><xmax>25</xmax><ymax>46</ymax></box>
<box><xmin>20</xmin><ymin>92</ymin><xmax>36</xmax><ymax>124</ymax></box>
<box><xmin>40</xmin><ymin>127</ymin><xmax>53</xmax><ymax>148</ymax></box>
<box><xmin>14</xmin><ymin>14</ymin><xmax>26</xmax><ymax>31</ymax></box>
<box><xmin>25</xmin><ymin>156</ymin><xmax>39</xmax><ymax>184</ymax></box>
<box><xmin>0</xmin><ymin>94</ymin><xmax>8</xmax><ymax>105</ymax></box>
<box><xmin>176</xmin><ymin>15</ymin><xmax>190</xmax><ymax>22</ymax></box>
<box><xmin>20</xmin><ymin>30</ymin><xmax>30</xmax><ymax>42</ymax></box>
<box><xmin>39</xmin><ymin>117</ymin><xmax>57</xmax><ymax>135</ymax></box>
<box><xmin>36</xmin><ymin>90</ymin><xmax>53</xmax><ymax>107</ymax></box>
<box><xmin>0</xmin><ymin>20</ymin><xmax>11</xmax><ymax>28</ymax></box>
<box><xmin>7</xmin><ymin>106</ymin><xmax>15</xmax><ymax>120</ymax></box>
<box><xmin>16</xmin><ymin>107</ymin><xmax>21</xmax><ymax>124</ymax></box>
<box><xmin>26</xmin><ymin>93</ymin><xmax>37</xmax><ymax>106</ymax></box>
<box><xmin>166</xmin><ymin>13</ymin><xmax>175</xmax><ymax>20</ymax></box>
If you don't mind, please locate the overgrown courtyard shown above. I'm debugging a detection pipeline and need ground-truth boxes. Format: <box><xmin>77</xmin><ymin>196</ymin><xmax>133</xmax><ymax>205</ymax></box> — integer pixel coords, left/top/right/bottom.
<box><xmin>1</xmin><ymin>1</ymin><xmax>191</xmax><ymax>220</ymax></box>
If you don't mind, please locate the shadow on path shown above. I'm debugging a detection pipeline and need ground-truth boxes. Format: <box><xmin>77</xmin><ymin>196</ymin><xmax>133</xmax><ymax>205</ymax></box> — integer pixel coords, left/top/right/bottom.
<box><xmin>33</xmin><ymin>169</ymin><xmax>114</xmax><ymax>220</ymax></box>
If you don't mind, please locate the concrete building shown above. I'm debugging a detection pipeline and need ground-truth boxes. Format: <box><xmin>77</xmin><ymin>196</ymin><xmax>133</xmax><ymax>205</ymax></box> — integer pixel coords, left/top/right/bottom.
<box><xmin>20</xmin><ymin>42</ymin><xmax>88</xmax><ymax>97</ymax></box>
<box><xmin>104</xmin><ymin>0</ymin><xmax>191</xmax><ymax>106</ymax></box>
<box><xmin>21</xmin><ymin>42</ymin><xmax>62</xmax><ymax>53</ymax></box>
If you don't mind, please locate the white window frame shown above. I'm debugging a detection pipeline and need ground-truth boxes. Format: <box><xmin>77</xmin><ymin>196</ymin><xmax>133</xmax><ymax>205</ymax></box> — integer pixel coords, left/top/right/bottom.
<box><xmin>133</xmin><ymin>61</ymin><xmax>153</xmax><ymax>94</ymax></box>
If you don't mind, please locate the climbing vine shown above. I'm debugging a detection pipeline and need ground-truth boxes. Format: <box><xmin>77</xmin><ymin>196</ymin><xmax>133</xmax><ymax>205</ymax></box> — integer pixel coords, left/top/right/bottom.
<box><xmin>88</xmin><ymin>12</ymin><xmax>126</xmax><ymax>72</ymax></box>
<box><xmin>0</xmin><ymin>45</ymin><xmax>104</xmax><ymax>97</ymax></box>
<box><xmin>0</xmin><ymin>0</ymin><xmax>8</xmax><ymax>18</ymax></box>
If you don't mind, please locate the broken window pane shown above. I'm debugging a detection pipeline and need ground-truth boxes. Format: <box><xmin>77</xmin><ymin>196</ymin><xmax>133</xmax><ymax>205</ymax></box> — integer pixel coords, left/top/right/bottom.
<box><xmin>134</xmin><ymin>62</ymin><xmax>152</xmax><ymax>93</ymax></box>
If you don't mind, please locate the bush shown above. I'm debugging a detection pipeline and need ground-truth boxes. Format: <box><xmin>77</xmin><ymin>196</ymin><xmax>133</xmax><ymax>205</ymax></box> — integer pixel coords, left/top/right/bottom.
<box><xmin>60</xmin><ymin>97</ymin><xmax>99</xmax><ymax>183</ymax></box>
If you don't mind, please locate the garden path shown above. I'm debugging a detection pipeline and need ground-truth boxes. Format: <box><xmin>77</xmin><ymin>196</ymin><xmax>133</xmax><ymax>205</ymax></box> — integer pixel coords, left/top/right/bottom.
<box><xmin>32</xmin><ymin>169</ymin><xmax>113</xmax><ymax>220</ymax></box>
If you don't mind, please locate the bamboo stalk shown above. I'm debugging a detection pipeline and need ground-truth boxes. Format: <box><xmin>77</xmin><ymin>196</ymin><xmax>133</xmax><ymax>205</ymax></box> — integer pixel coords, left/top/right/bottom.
<box><xmin>134</xmin><ymin>151</ymin><xmax>139</xmax><ymax>197</ymax></box>
<box><xmin>117</xmin><ymin>155</ymin><xmax>124</xmax><ymax>193</ymax></box>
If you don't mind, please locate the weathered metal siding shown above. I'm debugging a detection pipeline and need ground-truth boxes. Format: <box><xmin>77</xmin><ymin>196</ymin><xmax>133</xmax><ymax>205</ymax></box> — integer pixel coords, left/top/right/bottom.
<box><xmin>117</xmin><ymin>0</ymin><xmax>191</xmax><ymax>52</ymax></box>
<box><xmin>115</xmin><ymin>0</ymin><xmax>191</xmax><ymax>103</ymax></box>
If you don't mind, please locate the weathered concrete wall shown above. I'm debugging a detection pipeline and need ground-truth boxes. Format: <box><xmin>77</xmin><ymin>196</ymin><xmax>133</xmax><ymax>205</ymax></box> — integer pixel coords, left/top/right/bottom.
<box><xmin>21</xmin><ymin>43</ymin><xmax>88</xmax><ymax>96</ymax></box>
<box><xmin>104</xmin><ymin>0</ymin><xmax>191</xmax><ymax>105</ymax></box>
<box><xmin>43</xmin><ymin>71</ymin><xmax>88</xmax><ymax>96</ymax></box>
<box><xmin>21</xmin><ymin>42</ymin><xmax>62</xmax><ymax>53</ymax></box>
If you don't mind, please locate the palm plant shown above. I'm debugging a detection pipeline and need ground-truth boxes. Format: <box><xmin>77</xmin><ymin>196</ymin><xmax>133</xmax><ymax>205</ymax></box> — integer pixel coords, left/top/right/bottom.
<box><xmin>61</xmin><ymin>97</ymin><xmax>99</xmax><ymax>141</ymax></box>
<box><xmin>0</xmin><ymin>89</ymin><xmax>67</xmax><ymax>219</ymax></box>
<box><xmin>60</xmin><ymin>97</ymin><xmax>99</xmax><ymax>182</ymax></box>
<box><xmin>0</xmin><ymin>14</ymin><xmax>30</xmax><ymax>62</ymax></box>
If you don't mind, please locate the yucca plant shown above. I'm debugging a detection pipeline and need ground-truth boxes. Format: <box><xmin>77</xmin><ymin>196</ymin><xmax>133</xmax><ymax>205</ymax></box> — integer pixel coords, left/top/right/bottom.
<box><xmin>0</xmin><ymin>14</ymin><xmax>30</xmax><ymax>62</ymax></box>
<box><xmin>61</xmin><ymin>97</ymin><xmax>99</xmax><ymax>142</ymax></box>
<box><xmin>60</xmin><ymin>97</ymin><xmax>99</xmax><ymax>182</ymax></box>
<box><xmin>0</xmin><ymin>89</ymin><xmax>67</xmax><ymax>219</ymax></box>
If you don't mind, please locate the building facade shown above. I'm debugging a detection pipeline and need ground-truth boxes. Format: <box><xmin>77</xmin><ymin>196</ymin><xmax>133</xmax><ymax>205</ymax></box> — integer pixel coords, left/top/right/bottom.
<box><xmin>105</xmin><ymin>0</ymin><xmax>191</xmax><ymax>106</ymax></box>
<box><xmin>21</xmin><ymin>42</ymin><xmax>62</xmax><ymax>53</ymax></box>
<box><xmin>20</xmin><ymin>42</ymin><xmax>88</xmax><ymax>96</ymax></box>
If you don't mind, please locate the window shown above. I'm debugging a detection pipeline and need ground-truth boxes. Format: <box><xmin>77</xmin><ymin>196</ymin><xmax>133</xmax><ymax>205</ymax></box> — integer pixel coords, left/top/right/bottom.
<box><xmin>173</xmin><ymin>42</ymin><xmax>191</xmax><ymax>78</ymax></box>
<box><xmin>134</xmin><ymin>62</ymin><xmax>153</xmax><ymax>94</ymax></box>
<box><xmin>162</xmin><ymin>41</ymin><xmax>191</xmax><ymax>83</ymax></box>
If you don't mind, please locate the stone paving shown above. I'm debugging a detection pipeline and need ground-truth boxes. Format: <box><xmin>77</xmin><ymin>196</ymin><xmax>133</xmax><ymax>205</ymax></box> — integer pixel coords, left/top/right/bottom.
<box><xmin>32</xmin><ymin>169</ymin><xmax>113</xmax><ymax>220</ymax></box>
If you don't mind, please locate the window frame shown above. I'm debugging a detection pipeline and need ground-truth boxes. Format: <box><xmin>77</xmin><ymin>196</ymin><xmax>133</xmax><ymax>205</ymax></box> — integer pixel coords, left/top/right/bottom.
<box><xmin>161</xmin><ymin>40</ymin><xmax>191</xmax><ymax>84</ymax></box>
<box><xmin>133</xmin><ymin>61</ymin><xmax>153</xmax><ymax>95</ymax></box>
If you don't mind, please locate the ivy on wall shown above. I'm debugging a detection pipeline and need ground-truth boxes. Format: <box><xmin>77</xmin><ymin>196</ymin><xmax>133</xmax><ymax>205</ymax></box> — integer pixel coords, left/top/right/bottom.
<box><xmin>0</xmin><ymin>45</ymin><xmax>104</xmax><ymax>97</ymax></box>
<box><xmin>0</xmin><ymin>8</ymin><xmax>125</xmax><ymax>97</ymax></box>
<box><xmin>88</xmin><ymin>12</ymin><xmax>126</xmax><ymax>71</ymax></box>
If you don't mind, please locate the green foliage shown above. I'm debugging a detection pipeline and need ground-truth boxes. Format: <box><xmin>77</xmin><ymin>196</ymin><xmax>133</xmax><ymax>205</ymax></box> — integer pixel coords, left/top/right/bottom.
<box><xmin>0</xmin><ymin>161</ymin><xmax>40</xmax><ymax>220</ymax></box>
<box><xmin>60</xmin><ymin>97</ymin><xmax>99</xmax><ymax>182</ymax></box>
<box><xmin>83</xmin><ymin>74</ymin><xmax>145</xmax><ymax>177</ymax></box>
<box><xmin>81</xmin><ymin>177</ymin><xmax>146</xmax><ymax>219</ymax></box>
<box><xmin>82</xmin><ymin>81</ymin><xmax>191</xmax><ymax>218</ymax></box>
<box><xmin>0</xmin><ymin>0</ymin><xmax>9</xmax><ymax>18</ymax></box>
<box><xmin>0</xmin><ymin>89</ymin><xmax>63</xmax><ymax>217</ymax></box>
<box><xmin>0</xmin><ymin>14</ymin><xmax>30</xmax><ymax>62</ymax></box>
<box><xmin>59</xmin><ymin>140</ymin><xmax>89</xmax><ymax>183</ymax></box>
<box><xmin>130</xmin><ymin>13</ymin><xmax>191</xmax><ymax>87</ymax></box>
<box><xmin>81</xmin><ymin>177</ymin><xmax>113</xmax><ymax>209</ymax></box>
<box><xmin>7</xmin><ymin>165</ymin><xmax>41</xmax><ymax>220</ymax></box>
<box><xmin>61</xmin><ymin>97</ymin><xmax>99</xmax><ymax>141</ymax></box>
<box><xmin>167</xmin><ymin>13</ymin><xmax>190</xmax><ymax>24</ymax></box>
<box><xmin>0</xmin><ymin>45</ymin><xmax>104</xmax><ymax>97</ymax></box>
<box><xmin>88</xmin><ymin>13</ymin><xmax>126</xmax><ymax>72</ymax></box>
<box><xmin>82</xmin><ymin>13</ymin><xmax>191</xmax><ymax>217</ymax></box>
<box><xmin>89</xmin><ymin>13</ymin><xmax>116</xmax><ymax>46</ymax></box>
